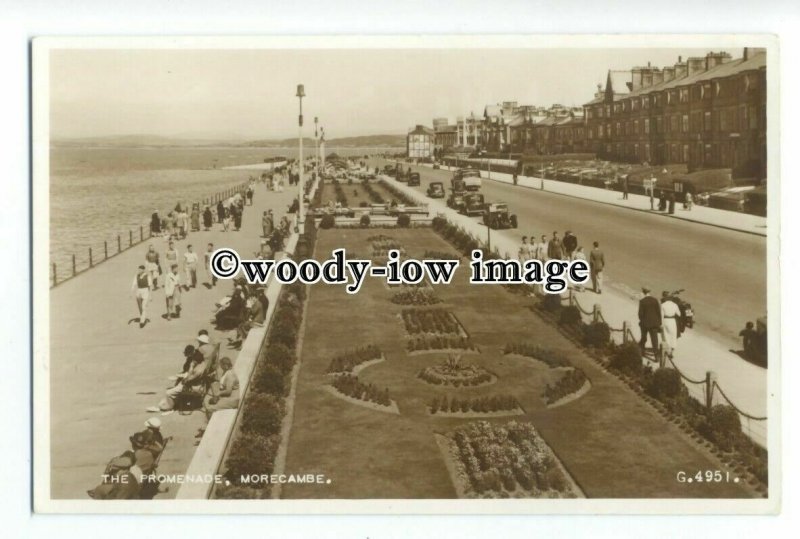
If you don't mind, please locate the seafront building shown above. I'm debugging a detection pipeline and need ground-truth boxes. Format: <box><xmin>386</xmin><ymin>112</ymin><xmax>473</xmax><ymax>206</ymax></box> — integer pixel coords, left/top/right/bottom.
<box><xmin>416</xmin><ymin>47</ymin><xmax>766</xmax><ymax>180</ymax></box>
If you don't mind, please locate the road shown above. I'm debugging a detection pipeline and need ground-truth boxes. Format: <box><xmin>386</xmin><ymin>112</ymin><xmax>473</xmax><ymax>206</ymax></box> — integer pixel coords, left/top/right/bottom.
<box><xmin>370</xmin><ymin>158</ymin><xmax>766</xmax><ymax>350</ymax></box>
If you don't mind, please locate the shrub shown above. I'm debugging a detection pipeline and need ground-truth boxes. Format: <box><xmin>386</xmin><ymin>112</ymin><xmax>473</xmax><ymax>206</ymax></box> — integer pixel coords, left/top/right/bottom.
<box><xmin>264</xmin><ymin>343</ymin><xmax>296</xmax><ymax>375</ymax></box>
<box><xmin>251</xmin><ymin>364</ymin><xmax>288</xmax><ymax>396</ymax></box>
<box><xmin>583</xmin><ymin>321</ymin><xmax>610</xmax><ymax>348</ymax></box>
<box><xmin>559</xmin><ymin>305</ymin><xmax>582</xmax><ymax>327</ymax></box>
<box><xmin>543</xmin><ymin>368</ymin><xmax>588</xmax><ymax>404</ymax></box>
<box><xmin>708</xmin><ymin>405</ymin><xmax>742</xmax><ymax>451</ymax></box>
<box><xmin>647</xmin><ymin>368</ymin><xmax>682</xmax><ymax>401</ymax></box>
<box><xmin>319</xmin><ymin>214</ymin><xmax>335</xmax><ymax>229</ymax></box>
<box><xmin>240</xmin><ymin>393</ymin><xmax>285</xmax><ymax>436</ymax></box>
<box><xmin>269</xmin><ymin>319</ymin><xmax>298</xmax><ymax>349</ymax></box>
<box><xmin>359</xmin><ymin>214</ymin><xmax>371</xmax><ymax>227</ymax></box>
<box><xmin>542</xmin><ymin>293</ymin><xmax>563</xmax><ymax>312</ymax></box>
<box><xmin>609</xmin><ymin>342</ymin><xmax>643</xmax><ymax>377</ymax></box>
<box><xmin>397</xmin><ymin>213</ymin><xmax>411</xmax><ymax>227</ymax></box>
<box><xmin>223</xmin><ymin>433</ymin><xmax>279</xmax><ymax>486</ymax></box>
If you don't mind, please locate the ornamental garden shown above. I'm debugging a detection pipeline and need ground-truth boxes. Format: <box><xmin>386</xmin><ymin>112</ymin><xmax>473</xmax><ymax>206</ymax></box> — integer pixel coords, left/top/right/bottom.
<box><xmin>216</xmin><ymin>218</ymin><xmax>762</xmax><ymax>500</ymax></box>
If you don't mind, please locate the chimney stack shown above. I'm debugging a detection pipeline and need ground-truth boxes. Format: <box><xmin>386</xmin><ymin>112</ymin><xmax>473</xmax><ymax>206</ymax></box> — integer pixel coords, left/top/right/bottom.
<box><xmin>674</xmin><ymin>60</ymin><xmax>688</xmax><ymax>79</ymax></box>
<box><xmin>706</xmin><ymin>51</ymin><xmax>732</xmax><ymax>70</ymax></box>
<box><xmin>662</xmin><ymin>66</ymin><xmax>676</xmax><ymax>82</ymax></box>
<box><xmin>687</xmin><ymin>56</ymin><xmax>705</xmax><ymax>76</ymax></box>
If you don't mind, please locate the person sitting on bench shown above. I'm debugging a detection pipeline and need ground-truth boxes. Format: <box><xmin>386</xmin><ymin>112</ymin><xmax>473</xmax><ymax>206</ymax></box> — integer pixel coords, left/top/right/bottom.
<box><xmin>147</xmin><ymin>352</ymin><xmax>207</xmax><ymax>413</ymax></box>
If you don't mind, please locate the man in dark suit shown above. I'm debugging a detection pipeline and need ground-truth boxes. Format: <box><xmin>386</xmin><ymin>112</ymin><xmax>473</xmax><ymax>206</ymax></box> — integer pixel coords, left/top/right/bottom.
<box><xmin>589</xmin><ymin>241</ymin><xmax>605</xmax><ymax>294</ymax></box>
<box><xmin>638</xmin><ymin>287</ymin><xmax>662</xmax><ymax>355</ymax></box>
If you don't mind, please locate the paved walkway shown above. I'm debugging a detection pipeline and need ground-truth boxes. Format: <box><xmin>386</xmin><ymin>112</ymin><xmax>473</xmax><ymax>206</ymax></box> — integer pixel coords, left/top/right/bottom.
<box><xmin>421</xmin><ymin>163</ymin><xmax>767</xmax><ymax>236</ymax></box>
<box><xmin>379</xmin><ymin>172</ymin><xmax>768</xmax><ymax>447</ymax></box>
<box><xmin>48</xmin><ymin>180</ymin><xmax>295</xmax><ymax>499</ymax></box>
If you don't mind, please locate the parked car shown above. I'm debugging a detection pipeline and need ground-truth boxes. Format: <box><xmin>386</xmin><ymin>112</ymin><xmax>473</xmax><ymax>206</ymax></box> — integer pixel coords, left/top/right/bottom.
<box><xmin>453</xmin><ymin>168</ymin><xmax>482</xmax><ymax>191</ymax></box>
<box><xmin>463</xmin><ymin>193</ymin><xmax>486</xmax><ymax>216</ymax></box>
<box><xmin>383</xmin><ymin>164</ymin><xmax>395</xmax><ymax>175</ymax></box>
<box><xmin>427</xmin><ymin>181</ymin><xmax>445</xmax><ymax>198</ymax></box>
<box><xmin>407</xmin><ymin>172</ymin><xmax>421</xmax><ymax>186</ymax></box>
<box><xmin>482</xmin><ymin>203</ymin><xmax>518</xmax><ymax>229</ymax></box>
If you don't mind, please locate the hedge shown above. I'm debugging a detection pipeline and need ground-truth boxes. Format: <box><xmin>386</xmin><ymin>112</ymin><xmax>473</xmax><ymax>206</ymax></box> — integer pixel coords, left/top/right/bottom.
<box><xmin>240</xmin><ymin>393</ymin><xmax>285</xmax><ymax>436</ymax></box>
<box><xmin>609</xmin><ymin>343</ymin><xmax>643</xmax><ymax>376</ymax></box>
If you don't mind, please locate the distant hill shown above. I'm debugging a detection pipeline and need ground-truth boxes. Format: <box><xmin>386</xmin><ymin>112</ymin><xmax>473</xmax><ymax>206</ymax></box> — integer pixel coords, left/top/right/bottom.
<box><xmin>52</xmin><ymin>133</ymin><xmax>406</xmax><ymax>149</ymax></box>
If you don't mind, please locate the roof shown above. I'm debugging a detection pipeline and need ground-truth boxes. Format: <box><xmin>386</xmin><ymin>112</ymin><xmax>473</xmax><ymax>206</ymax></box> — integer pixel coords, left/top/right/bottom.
<box><xmin>625</xmin><ymin>51</ymin><xmax>766</xmax><ymax>98</ymax></box>
<box><xmin>408</xmin><ymin>125</ymin><xmax>434</xmax><ymax>136</ymax></box>
<box><xmin>607</xmin><ymin>70</ymin><xmax>631</xmax><ymax>96</ymax></box>
<box><xmin>484</xmin><ymin>104</ymin><xmax>502</xmax><ymax>119</ymax></box>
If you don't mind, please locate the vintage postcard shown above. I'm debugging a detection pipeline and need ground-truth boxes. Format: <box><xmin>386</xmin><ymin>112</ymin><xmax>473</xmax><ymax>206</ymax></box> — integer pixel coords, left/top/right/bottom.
<box><xmin>32</xmin><ymin>35</ymin><xmax>780</xmax><ymax>514</ymax></box>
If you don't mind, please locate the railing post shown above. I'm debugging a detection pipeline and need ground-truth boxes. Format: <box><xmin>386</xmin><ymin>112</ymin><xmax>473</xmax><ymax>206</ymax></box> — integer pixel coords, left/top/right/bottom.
<box><xmin>52</xmin><ymin>263</ymin><xmax>57</xmax><ymax>286</ymax></box>
<box><xmin>592</xmin><ymin>303</ymin><xmax>600</xmax><ymax>323</ymax></box>
<box><xmin>104</xmin><ymin>241</ymin><xmax>108</xmax><ymax>260</ymax></box>
<box><xmin>705</xmin><ymin>371</ymin><xmax>716</xmax><ymax>411</ymax></box>
<box><xmin>89</xmin><ymin>247</ymin><xmax>93</xmax><ymax>267</ymax></box>
<box><xmin>140</xmin><ymin>226</ymin><xmax>143</xmax><ymax>242</ymax></box>
<box><xmin>117</xmin><ymin>235</ymin><xmax>121</xmax><ymax>253</ymax></box>
<box><xmin>622</xmin><ymin>321</ymin><xmax>629</xmax><ymax>344</ymax></box>
<box><xmin>72</xmin><ymin>254</ymin><xmax>76</xmax><ymax>276</ymax></box>
<box><xmin>129</xmin><ymin>230</ymin><xmax>133</xmax><ymax>247</ymax></box>
<box><xmin>568</xmin><ymin>289</ymin><xmax>574</xmax><ymax>306</ymax></box>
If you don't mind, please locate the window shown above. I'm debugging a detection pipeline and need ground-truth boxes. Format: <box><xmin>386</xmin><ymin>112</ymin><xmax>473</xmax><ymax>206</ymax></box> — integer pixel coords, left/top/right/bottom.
<box><xmin>634</xmin><ymin>120</ymin><xmax>639</xmax><ymax>135</ymax></box>
<box><xmin>682</xmin><ymin>115</ymin><xmax>689</xmax><ymax>133</ymax></box>
<box><xmin>670</xmin><ymin>115</ymin><xmax>679</xmax><ymax>133</ymax></box>
<box><xmin>644</xmin><ymin>118</ymin><xmax>650</xmax><ymax>134</ymax></box>
<box><xmin>682</xmin><ymin>144</ymin><xmax>689</xmax><ymax>163</ymax></box>
<box><xmin>616</xmin><ymin>122</ymin><xmax>621</xmax><ymax>136</ymax></box>
<box><xmin>642</xmin><ymin>96</ymin><xmax>649</xmax><ymax>110</ymax></box>
<box><xmin>704</xmin><ymin>111</ymin><xmax>712</xmax><ymax>131</ymax></box>
<box><xmin>598</xmin><ymin>125</ymin><xmax>604</xmax><ymax>137</ymax></box>
<box><xmin>679</xmin><ymin>88</ymin><xmax>689</xmax><ymax>103</ymax></box>
<box><xmin>656</xmin><ymin>116</ymin><xmax>663</xmax><ymax>134</ymax></box>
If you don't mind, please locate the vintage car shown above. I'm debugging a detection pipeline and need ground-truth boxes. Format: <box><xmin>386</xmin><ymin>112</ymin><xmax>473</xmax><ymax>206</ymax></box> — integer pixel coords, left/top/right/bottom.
<box><xmin>407</xmin><ymin>172</ymin><xmax>421</xmax><ymax>186</ymax></box>
<box><xmin>453</xmin><ymin>168</ymin><xmax>482</xmax><ymax>191</ymax></box>
<box><xmin>383</xmin><ymin>164</ymin><xmax>396</xmax><ymax>175</ymax></box>
<box><xmin>463</xmin><ymin>193</ymin><xmax>486</xmax><ymax>216</ymax></box>
<box><xmin>446</xmin><ymin>189</ymin><xmax>466</xmax><ymax>213</ymax></box>
<box><xmin>482</xmin><ymin>202</ymin><xmax>518</xmax><ymax>229</ymax></box>
<box><xmin>427</xmin><ymin>181</ymin><xmax>445</xmax><ymax>198</ymax></box>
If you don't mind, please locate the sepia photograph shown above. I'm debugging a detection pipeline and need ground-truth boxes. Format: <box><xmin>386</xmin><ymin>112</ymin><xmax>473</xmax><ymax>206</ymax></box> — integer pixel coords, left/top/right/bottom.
<box><xmin>31</xmin><ymin>35</ymin><xmax>779</xmax><ymax>514</ymax></box>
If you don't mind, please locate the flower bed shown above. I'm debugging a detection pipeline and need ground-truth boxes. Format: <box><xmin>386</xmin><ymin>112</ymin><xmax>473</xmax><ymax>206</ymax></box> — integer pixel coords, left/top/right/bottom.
<box><xmin>504</xmin><ymin>342</ymin><xmax>571</xmax><ymax>368</ymax></box>
<box><xmin>430</xmin><ymin>395</ymin><xmax>520</xmax><ymax>416</ymax></box>
<box><xmin>378</xmin><ymin>178</ymin><xmax>416</xmax><ymax>206</ymax></box>
<box><xmin>401</xmin><ymin>308</ymin><xmax>462</xmax><ymax>335</ymax></box>
<box><xmin>390</xmin><ymin>288</ymin><xmax>442</xmax><ymax>306</ymax></box>
<box><xmin>445</xmin><ymin>420</ymin><xmax>579</xmax><ymax>497</ymax></box>
<box><xmin>543</xmin><ymin>368</ymin><xmax>588</xmax><ymax>405</ymax></box>
<box><xmin>361</xmin><ymin>181</ymin><xmax>386</xmax><ymax>204</ymax></box>
<box><xmin>407</xmin><ymin>334</ymin><xmax>477</xmax><ymax>353</ymax></box>
<box><xmin>326</xmin><ymin>345</ymin><xmax>383</xmax><ymax>374</ymax></box>
<box><xmin>423</xmin><ymin>249</ymin><xmax>460</xmax><ymax>261</ymax></box>
<box><xmin>331</xmin><ymin>373</ymin><xmax>392</xmax><ymax>407</ymax></box>
<box><xmin>417</xmin><ymin>355</ymin><xmax>495</xmax><ymax>387</ymax></box>
<box><xmin>369</xmin><ymin>234</ymin><xmax>407</xmax><ymax>259</ymax></box>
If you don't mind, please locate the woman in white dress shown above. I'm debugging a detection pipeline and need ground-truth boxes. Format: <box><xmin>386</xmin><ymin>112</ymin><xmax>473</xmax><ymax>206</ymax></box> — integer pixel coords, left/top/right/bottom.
<box><xmin>660</xmin><ymin>291</ymin><xmax>681</xmax><ymax>360</ymax></box>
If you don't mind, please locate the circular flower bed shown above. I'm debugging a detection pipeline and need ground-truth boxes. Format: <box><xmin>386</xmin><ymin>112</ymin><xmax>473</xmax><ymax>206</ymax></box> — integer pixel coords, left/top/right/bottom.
<box><xmin>418</xmin><ymin>355</ymin><xmax>495</xmax><ymax>387</ymax></box>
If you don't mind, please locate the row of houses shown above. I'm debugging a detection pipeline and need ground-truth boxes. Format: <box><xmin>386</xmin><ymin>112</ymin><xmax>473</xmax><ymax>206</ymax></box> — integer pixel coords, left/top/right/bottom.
<box><xmin>408</xmin><ymin>47</ymin><xmax>767</xmax><ymax>178</ymax></box>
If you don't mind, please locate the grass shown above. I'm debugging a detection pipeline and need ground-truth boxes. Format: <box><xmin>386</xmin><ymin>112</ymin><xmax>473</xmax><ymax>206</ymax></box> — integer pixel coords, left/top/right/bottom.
<box><xmin>280</xmin><ymin>227</ymin><xmax>754</xmax><ymax>499</ymax></box>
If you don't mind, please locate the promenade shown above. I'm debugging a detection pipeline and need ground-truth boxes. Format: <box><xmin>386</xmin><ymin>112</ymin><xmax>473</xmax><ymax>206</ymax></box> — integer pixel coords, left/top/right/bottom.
<box><xmin>48</xmin><ymin>180</ymin><xmax>295</xmax><ymax>499</ymax></box>
<box><xmin>373</xmin><ymin>166</ymin><xmax>768</xmax><ymax>447</ymax></box>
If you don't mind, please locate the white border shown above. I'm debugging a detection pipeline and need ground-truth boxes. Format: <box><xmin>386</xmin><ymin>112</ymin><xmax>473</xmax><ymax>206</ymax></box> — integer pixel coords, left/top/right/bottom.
<box><xmin>32</xmin><ymin>34</ymin><xmax>781</xmax><ymax>516</ymax></box>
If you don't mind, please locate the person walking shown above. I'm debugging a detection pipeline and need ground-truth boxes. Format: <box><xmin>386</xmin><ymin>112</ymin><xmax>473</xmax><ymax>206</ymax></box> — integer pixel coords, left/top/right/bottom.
<box><xmin>547</xmin><ymin>231</ymin><xmax>564</xmax><ymax>260</ymax></box>
<box><xmin>203</xmin><ymin>206</ymin><xmax>213</xmax><ymax>230</ymax></box>
<box><xmin>638</xmin><ymin>287</ymin><xmax>662</xmax><ymax>356</ymax></box>
<box><xmin>222</xmin><ymin>206</ymin><xmax>231</xmax><ymax>232</ymax></box>
<box><xmin>535</xmin><ymin>234</ymin><xmax>548</xmax><ymax>262</ymax></box>
<box><xmin>205</xmin><ymin>243</ymin><xmax>217</xmax><ymax>287</ymax></box>
<box><xmin>183</xmin><ymin>244</ymin><xmax>198</xmax><ymax>289</ymax></box>
<box><xmin>518</xmin><ymin>236</ymin><xmax>531</xmax><ymax>263</ymax></box>
<box><xmin>660</xmin><ymin>291</ymin><xmax>681</xmax><ymax>360</ymax></box>
<box><xmin>164</xmin><ymin>241</ymin><xmax>179</xmax><ymax>275</ymax></box>
<box><xmin>621</xmin><ymin>174</ymin><xmax>629</xmax><ymax>200</ymax></box>
<box><xmin>164</xmin><ymin>264</ymin><xmax>181</xmax><ymax>320</ymax></box>
<box><xmin>562</xmin><ymin>230</ymin><xmax>578</xmax><ymax>260</ymax></box>
<box><xmin>216</xmin><ymin>200</ymin><xmax>225</xmax><ymax>224</ymax></box>
<box><xmin>685</xmin><ymin>192</ymin><xmax>694</xmax><ymax>211</ymax></box>
<box><xmin>262</xmin><ymin>210</ymin><xmax>273</xmax><ymax>238</ymax></box>
<box><xmin>191</xmin><ymin>205</ymin><xmax>200</xmax><ymax>232</ymax></box>
<box><xmin>589</xmin><ymin>241</ymin><xmax>605</xmax><ymax>294</ymax></box>
<box><xmin>150</xmin><ymin>210</ymin><xmax>161</xmax><ymax>237</ymax></box>
<box><xmin>144</xmin><ymin>244</ymin><xmax>161</xmax><ymax>290</ymax></box>
<box><xmin>131</xmin><ymin>265</ymin><xmax>152</xmax><ymax>328</ymax></box>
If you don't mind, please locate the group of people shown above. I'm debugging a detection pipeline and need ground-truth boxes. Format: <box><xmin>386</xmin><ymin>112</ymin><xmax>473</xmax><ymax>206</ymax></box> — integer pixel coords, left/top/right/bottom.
<box><xmin>519</xmin><ymin>231</ymin><xmax>606</xmax><ymax>294</ymax></box>
<box><xmin>211</xmin><ymin>277</ymin><xmax>270</xmax><ymax>345</ymax></box>
<box><xmin>149</xmin><ymin>203</ymin><xmax>203</xmax><ymax>239</ymax></box>
<box><xmin>88</xmin><ymin>417</ymin><xmax>167</xmax><ymax>499</ymax></box>
<box><xmin>132</xmin><ymin>241</ymin><xmax>219</xmax><ymax>327</ymax></box>
<box><xmin>638</xmin><ymin>287</ymin><xmax>685</xmax><ymax>361</ymax></box>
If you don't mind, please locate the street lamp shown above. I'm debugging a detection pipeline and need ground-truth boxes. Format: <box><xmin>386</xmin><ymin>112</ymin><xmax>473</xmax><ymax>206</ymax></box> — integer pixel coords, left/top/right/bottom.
<box><xmin>314</xmin><ymin>116</ymin><xmax>319</xmax><ymax>178</ymax></box>
<box><xmin>296</xmin><ymin>84</ymin><xmax>305</xmax><ymax>232</ymax></box>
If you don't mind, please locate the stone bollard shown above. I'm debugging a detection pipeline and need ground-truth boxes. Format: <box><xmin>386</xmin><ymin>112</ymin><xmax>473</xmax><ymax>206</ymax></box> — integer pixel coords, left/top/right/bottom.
<box><xmin>622</xmin><ymin>321</ymin><xmax>629</xmax><ymax>344</ymax></box>
<box><xmin>705</xmin><ymin>371</ymin><xmax>717</xmax><ymax>410</ymax></box>
<box><xmin>593</xmin><ymin>303</ymin><xmax>600</xmax><ymax>323</ymax></box>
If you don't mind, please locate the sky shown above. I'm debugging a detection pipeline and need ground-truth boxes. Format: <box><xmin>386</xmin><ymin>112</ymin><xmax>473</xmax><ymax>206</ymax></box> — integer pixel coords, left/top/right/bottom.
<box><xmin>49</xmin><ymin>46</ymin><xmax>744</xmax><ymax>140</ymax></box>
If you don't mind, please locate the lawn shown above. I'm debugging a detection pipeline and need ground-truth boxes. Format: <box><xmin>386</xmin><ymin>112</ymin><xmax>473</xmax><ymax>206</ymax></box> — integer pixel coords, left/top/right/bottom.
<box><xmin>279</xmin><ymin>227</ymin><xmax>754</xmax><ymax>499</ymax></box>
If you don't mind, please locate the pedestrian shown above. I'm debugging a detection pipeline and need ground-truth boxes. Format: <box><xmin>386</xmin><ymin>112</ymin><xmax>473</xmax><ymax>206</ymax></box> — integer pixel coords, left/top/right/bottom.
<box><xmin>164</xmin><ymin>264</ymin><xmax>181</xmax><ymax>320</ymax></box>
<box><xmin>205</xmin><ymin>243</ymin><xmax>217</xmax><ymax>287</ymax></box>
<box><xmin>563</xmin><ymin>230</ymin><xmax>577</xmax><ymax>259</ymax></box>
<box><xmin>222</xmin><ymin>206</ymin><xmax>231</xmax><ymax>232</ymax></box>
<box><xmin>131</xmin><ymin>264</ymin><xmax>151</xmax><ymax>328</ymax></box>
<box><xmin>535</xmin><ymin>234</ymin><xmax>548</xmax><ymax>262</ymax></box>
<box><xmin>658</xmin><ymin>189</ymin><xmax>667</xmax><ymax>212</ymax></box>
<box><xmin>667</xmin><ymin>192</ymin><xmax>676</xmax><ymax>214</ymax></box>
<box><xmin>246</xmin><ymin>187</ymin><xmax>254</xmax><ymax>206</ymax></box>
<box><xmin>216</xmin><ymin>200</ymin><xmax>225</xmax><ymax>224</ymax></box>
<box><xmin>183</xmin><ymin>244</ymin><xmax>198</xmax><ymax>289</ymax></box>
<box><xmin>233</xmin><ymin>205</ymin><xmax>242</xmax><ymax>231</ymax></box>
<box><xmin>262</xmin><ymin>210</ymin><xmax>272</xmax><ymax>238</ymax></box>
<box><xmin>621</xmin><ymin>174</ymin><xmax>629</xmax><ymax>200</ymax></box>
<box><xmin>191</xmin><ymin>205</ymin><xmax>200</xmax><ymax>231</ymax></box>
<box><xmin>685</xmin><ymin>192</ymin><xmax>694</xmax><ymax>211</ymax></box>
<box><xmin>589</xmin><ymin>241</ymin><xmax>605</xmax><ymax>294</ymax></box>
<box><xmin>638</xmin><ymin>287</ymin><xmax>662</xmax><ymax>356</ymax></box>
<box><xmin>203</xmin><ymin>206</ymin><xmax>213</xmax><ymax>230</ymax></box>
<box><xmin>144</xmin><ymin>244</ymin><xmax>161</xmax><ymax>290</ymax></box>
<box><xmin>660</xmin><ymin>291</ymin><xmax>681</xmax><ymax>360</ymax></box>
<box><xmin>150</xmin><ymin>210</ymin><xmax>161</xmax><ymax>236</ymax></box>
<box><xmin>649</xmin><ymin>177</ymin><xmax>655</xmax><ymax>210</ymax></box>
<box><xmin>518</xmin><ymin>236</ymin><xmax>531</xmax><ymax>263</ymax></box>
<box><xmin>547</xmin><ymin>231</ymin><xmax>564</xmax><ymax>260</ymax></box>
<box><xmin>197</xmin><ymin>356</ymin><xmax>240</xmax><ymax>439</ymax></box>
<box><xmin>739</xmin><ymin>321</ymin><xmax>757</xmax><ymax>359</ymax></box>
<box><xmin>164</xmin><ymin>240</ymin><xmax>179</xmax><ymax>274</ymax></box>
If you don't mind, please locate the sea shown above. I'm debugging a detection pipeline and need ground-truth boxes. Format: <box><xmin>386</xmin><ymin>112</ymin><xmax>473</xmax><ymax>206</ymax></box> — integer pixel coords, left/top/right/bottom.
<box><xmin>49</xmin><ymin>146</ymin><xmax>400</xmax><ymax>278</ymax></box>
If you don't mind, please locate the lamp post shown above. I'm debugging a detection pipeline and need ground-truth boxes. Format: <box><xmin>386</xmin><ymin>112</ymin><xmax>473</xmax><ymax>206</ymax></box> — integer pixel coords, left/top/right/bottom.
<box><xmin>296</xmin><ymin>84</ymin><xmax>305</xmax><ymax>232</ymax></box>
<box><xmin>314</xmin><ymin>116</ymin><xmax>319</xmax><ymax>178</ymax></box>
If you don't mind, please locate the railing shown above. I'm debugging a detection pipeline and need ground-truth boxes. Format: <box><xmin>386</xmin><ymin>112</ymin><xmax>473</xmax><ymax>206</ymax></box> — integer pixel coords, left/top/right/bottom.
<box><xmin>50</xmin><ymin>181</ymin><xmax>250</xmax><ymax>289</ymax></box>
